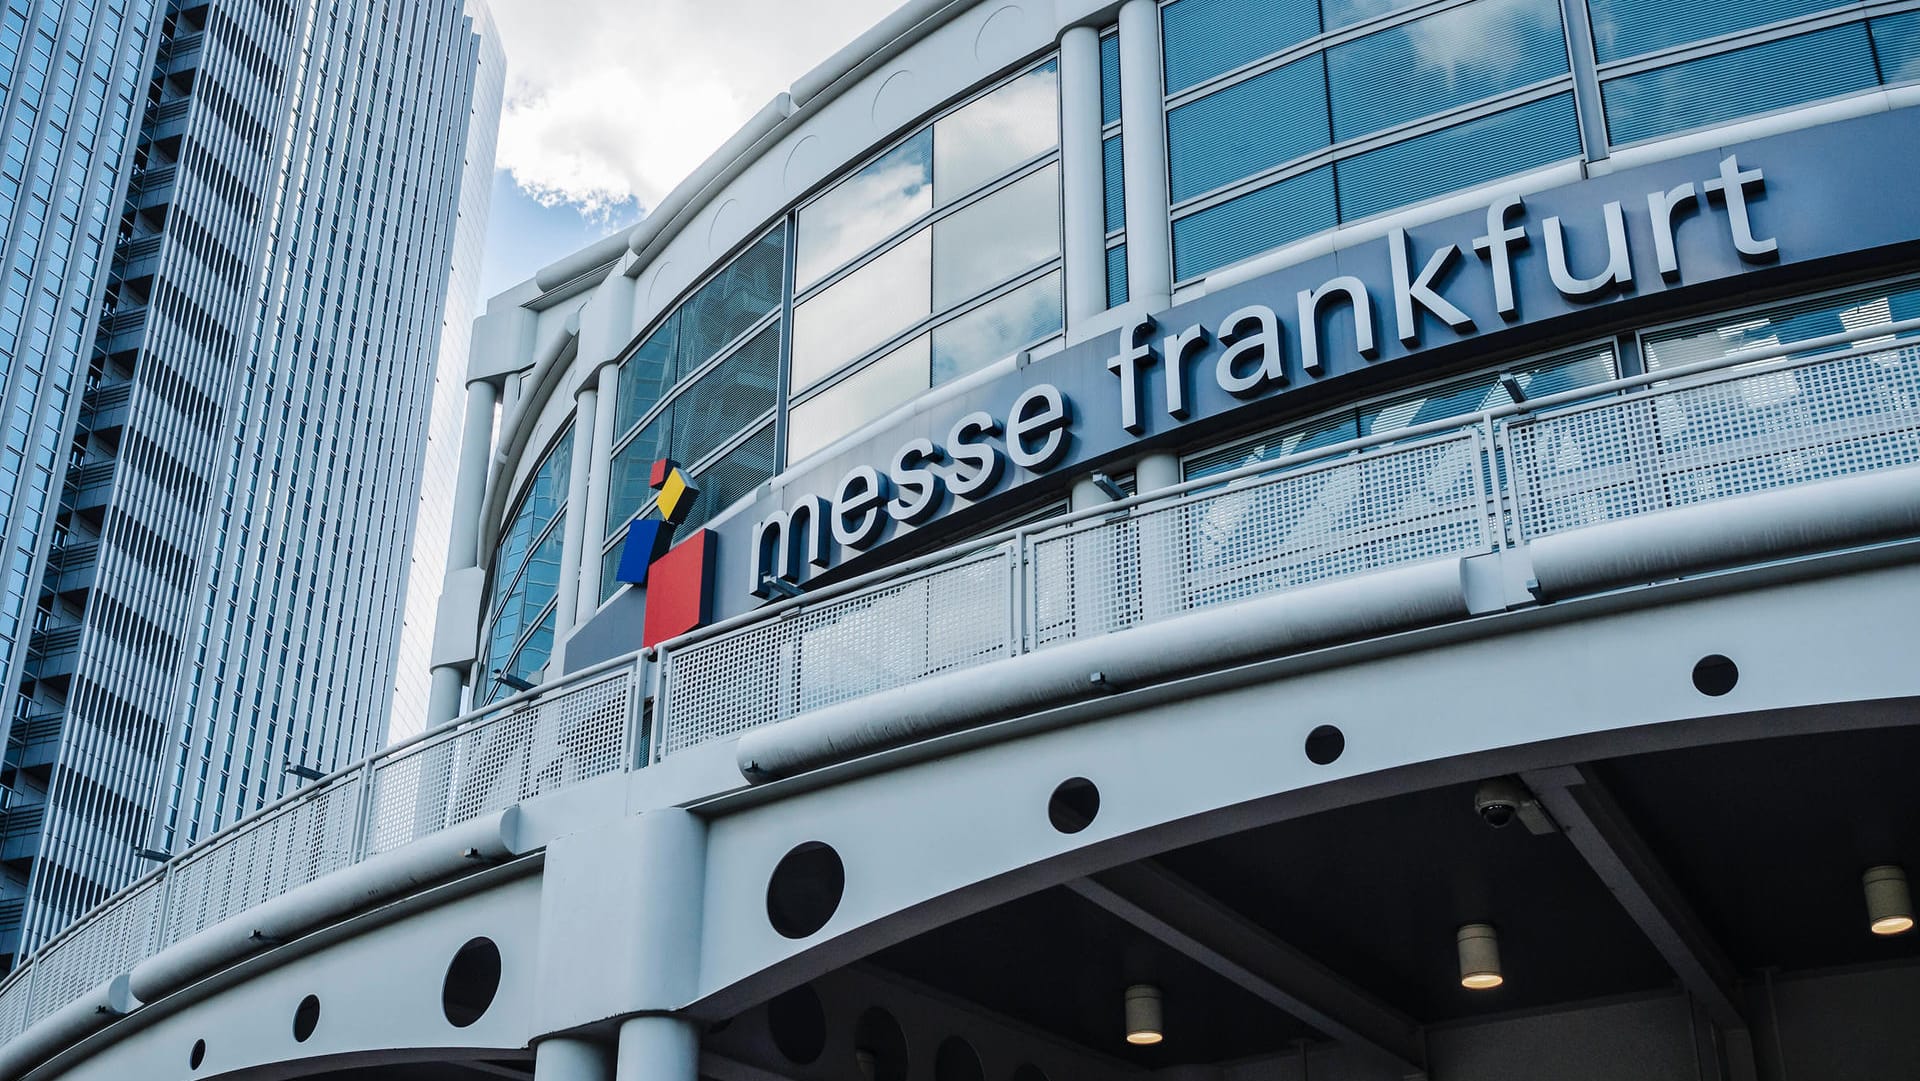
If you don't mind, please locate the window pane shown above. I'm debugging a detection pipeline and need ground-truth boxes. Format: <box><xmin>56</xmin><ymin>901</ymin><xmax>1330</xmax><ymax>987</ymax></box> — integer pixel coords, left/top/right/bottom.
<box><xmin>1644</xmin><ymin>279</ymin><xmax>1920</xmax><ymax>370</ymax></box>
<box><xmin>679</xmin><ymin>423</ymin><xmax>778</xmax><ymax>534</ymax></box>
<box><xmin>1107</xmin><ymin>243</ymin><xmax>1129</xmax><ymax>308</ymax></box>
<box><xmin>1600</xmin><ymin>24</ymin><xmax>1877</xmax><ymax>145</ymax></box>
<box><xmin>1322</xmin><ymin>0</ymin><xmax>1427</xmax><ymax>32</ymax></box>
<box><xmin>1101</xmin><ymin>31</ymin><xmax>1121</xmax><ymax>124</ymax></box>
<box><xmin>676</xmin><ymin>227</ymin><xmax>785</xmax><ymax>380</ymax></box>
<box><xmin>787</xmin><ymin>336</ymin><xmax>930</xmax><ymax>463</ymax></box>
<box><xmin>1588</xmin><ymin>0</ymin><xmax>1844</xmax><ymax>63</ymax></box>
<box><xmin>1874</xmin><ymin>12</ymin><xmax>1920</xmax><ymax>84</ymax></box>
<box><xmin>932</xmin><ymin>271</ymin><xmax>1063</xmax><ymax>384</ymax></box>
<box><xmin>616</xmin><ymin>316</ymin><xmax>676</xmax><ymax>435</ymax></box>
<box><xmin>1162</xmin><ymin>0</ymin><xmax>1321</xmax><ymax>94</ymax></box>
<box><xmin>607</xmin><ymin>420</ymin><xmax>666</xmax><ymax>538</ymax></box>
<box><xmin>790</xmin><ymin>228</ymin><xmax>931</xmax><ymax>390</ymax></box>
<box><xmin>934</xmin><ymin>62</ymin><xmax>1059</xmax><ymax>205</ymax></box>
<box><xmin>1168</xmin><ymin>55</ymin><xmax>1327</xmax><ymax>203</ymax></box>
<box><xmin>1360</xmin><ymin>347</ymin><xmax>1616</xmax><ymax>433</ymax></box>
<box><xmin>932</xmin><ymin>164</ymin><xmax>1060</xmax><ymax>309</ymax></box>
<box><xmin>1103</xmin><ymin>133</ymin><xmax>1125</xmax><ymax>232</ymax></box>
<box><xmin>670</xmin><ymin>322</ymin><xmax>779</xmax><ymax>468</ymax></box>
<box><xmin>795</xmin><ymin>129</ymin><xmax>931</xmax><ymax>291</ymax></box>
<box><xmin>1326</xmin><ymin>0</ymin><xmax>1567</xmax><ymax>142</ymax></box>
<box><xmin>1336</xmin><ymin>92</ymin><xmax>1579</xmax><ymax>221</ymax></box>
<box><xmin>1186</xmin><ymin>411</ymin><xmax>1360</xmax><ymax>479</ymax></box>
<box><xmin>1172</xmin><ymin>165</ymin><xmax>1335</xmax><ymax>281</ymax></box>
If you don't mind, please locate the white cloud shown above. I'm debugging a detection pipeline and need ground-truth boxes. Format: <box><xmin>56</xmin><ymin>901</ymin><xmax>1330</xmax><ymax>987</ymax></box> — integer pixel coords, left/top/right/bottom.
<box><xmin>488</xmin><ymin>0</ymin><xmax>904</xmax><ymax>216</ymax></box>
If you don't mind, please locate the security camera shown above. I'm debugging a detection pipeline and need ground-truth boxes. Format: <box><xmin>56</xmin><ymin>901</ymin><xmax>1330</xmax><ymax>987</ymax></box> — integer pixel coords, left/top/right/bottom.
<box><xmin>1474</xmin><ymin>777</ymin><xmax>1548</xmax><ymax>832</ymax></box>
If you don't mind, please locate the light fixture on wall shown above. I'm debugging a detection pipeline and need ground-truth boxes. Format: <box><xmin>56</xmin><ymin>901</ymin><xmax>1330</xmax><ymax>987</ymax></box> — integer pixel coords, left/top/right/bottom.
<box><xmin>1124</xmin><ymin>984</ymin><xmax>1163</xmax><ymax>1045</ymax></box>
<box><xmin>1864</xmin><ymin>865</ymin><xmax>1914</xmax><ymax>936</ymax></box>
<box><xmin>1457</xmin><ymin>924</ymin><xmax>1504</xmax><ymax>989</ymax></box>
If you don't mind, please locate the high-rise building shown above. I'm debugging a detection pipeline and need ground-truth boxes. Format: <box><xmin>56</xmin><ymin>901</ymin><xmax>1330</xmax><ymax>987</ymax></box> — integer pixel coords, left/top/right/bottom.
<box><xmin>0</xmin><ymin>0</ymin><xmax>502</xmax><ymax>966</ymax></box>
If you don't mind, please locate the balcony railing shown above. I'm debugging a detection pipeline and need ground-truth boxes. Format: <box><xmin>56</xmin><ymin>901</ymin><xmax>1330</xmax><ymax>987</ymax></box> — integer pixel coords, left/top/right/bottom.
<box><xmin>3</xmin><ymin>322</ymin><xmax>1919</xmax><ymax>1056</ymax></box>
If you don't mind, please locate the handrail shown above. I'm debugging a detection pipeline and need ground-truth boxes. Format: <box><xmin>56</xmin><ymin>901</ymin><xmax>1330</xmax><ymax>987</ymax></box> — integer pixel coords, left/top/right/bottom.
<box><xmin>6</xmin><ymin>322</ymin><xmax>1920</xmax><ymax>1060</ymax></box>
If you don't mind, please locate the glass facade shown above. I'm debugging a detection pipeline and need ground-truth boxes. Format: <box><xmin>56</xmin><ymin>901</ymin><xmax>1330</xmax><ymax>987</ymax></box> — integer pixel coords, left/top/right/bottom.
<box><xmin>1163</xmin><ymin>0</ymin><xmax>1582</xmax><ymax>281</ymax></box>
<box><xmin>483</xmin><ymin>429</ymin><xmax>571</xmax><ymax>703</ymax></box>
<box><xmin>0</xmin><ymin>0</ymin><xmax>498</xmax><ymax>964</ymax></box>
<box><xmin>786</xmin><ymin>59</ymin><xmax>1064</xmax><ymax>464</ymax></box>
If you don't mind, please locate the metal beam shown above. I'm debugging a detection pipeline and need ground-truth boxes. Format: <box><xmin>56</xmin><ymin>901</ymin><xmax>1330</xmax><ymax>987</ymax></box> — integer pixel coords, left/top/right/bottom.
<box><xmin>1069</xmin><ymin>861</ymin><xmax>1425</xmax><ymax>1074</ymax></box>
<box><xmin>1520</xmin><ymin>766</ymin><xmax>1758</xmax><ymax>1081</ymax></box>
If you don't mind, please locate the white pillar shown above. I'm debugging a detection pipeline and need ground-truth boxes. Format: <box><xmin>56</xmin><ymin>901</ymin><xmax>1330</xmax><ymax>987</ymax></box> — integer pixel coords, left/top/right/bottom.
<box><xmin>1133</xmin><ymin>451</ymin><xmax>1183</xmax><ymax>623</ymax></box>
<box><xmin>615</xmin><ymin>1015</ymin><xmax>699</xmax><ymax>1081</ymax></box>
<box><xmin>536</xmin><ymin>1036</ymin><xmax>614</xmax><ymax>1081</ymax></box>
<box><xmin>1135</xmin><ymin>451</ymin><xmax>1180</xmax><ymax>494</ymax></box>
<box><xmin>1118</xmin><ymin>0</ymin><xmax>1172</xmax><ymax>309</ymax></box>
<box><xmin>1059</xmin><ymin>24</ymin><xmax>1107</xmax><ymax>328</ymax></box>
<box><xmin>427</xmin><ymin>377</ymin><xmax>502</xmax><ymax>726</ymax></box>
<box><xmin>552</xmin><ymin>385</ymin><xmax>598</xmax><ymax>670</ymax></box>
<box><xmin>577</xmin><ymin>363</ymin><xmax>620</xmax><ymax>616</ymax></box>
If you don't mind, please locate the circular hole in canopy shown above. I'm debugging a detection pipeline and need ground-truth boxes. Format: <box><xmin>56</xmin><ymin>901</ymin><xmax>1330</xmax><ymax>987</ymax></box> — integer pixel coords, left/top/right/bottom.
<box><xmin>1692</xmin><ymin>655</ymin><xmax>1738</xmax><ymax>697</ymax></box>
<box><xmin>853</xmin><ymin>1006</ymin><xmax>909</xmax><ymax>1081</ymax></box>
<box><xmin>1304</xmin><ymin>725</ymin><xmax>1346</xmax><ymax>765</ymax></box>
<box><xmin>292</xmin><ymin>994</ymin><xmax>321</xmax><ymax>1042</ymax></box>
<box><xmin>767</xmin><ymin>983</ymin><xmax>828</xmax><ymax>1064</ymax></box>
<box><xmin>767</xmin><ymin>842</ymin><xmax>845</xmax><ymax>939</ymax></box>
<box><xmin>442</xmin><ymin>937</ymin><xmax>502</xmax><ymax>1028</ymax></box>
<box><xmin>1048</xmin><ymin>778</ymin><xmax>1100</xmax><ymax>834</ymax></box>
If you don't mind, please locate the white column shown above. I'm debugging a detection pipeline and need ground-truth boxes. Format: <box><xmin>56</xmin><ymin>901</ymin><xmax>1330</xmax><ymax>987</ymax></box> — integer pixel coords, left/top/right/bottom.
<box><xmin>576</xmin><ymin>363</ymin><xmax>620</xmax><ymax>616</ymax></box>
<box><xmin>551</xmin><ymin>385</ymin><xmax>598</xmax><ymax>671</ymax></box>
<box><xmin>1118</xmin><ymin>0</ymin><xmax>1172</xmax><ymax>309</ymax></box>
<box><xmin>1135</xmin><ymin>451</ymin><xmax>1180</xmax><ymax>494</ymax></box>
<box><xmin>427</xmin><ymin>377</ymin><xmax>502</xmax><ymax>725</ymax></box>
<box><xmin>536</xmin><ymin>1036</ymin><xmax>614</xmax><ymax>1081</ymax></box>
<box><xmin>1135</xmin><ymin>452</ymin><xmax>1183</xmax><ymax>624</ymax></box>
<box><xmin>615</xmin><ymin>1015</ymin><xmax>699</xmax><ymax>1081</ymax></box>
<box><xmin>1059</xmin><ymin>25</ymin><xmax>1107</xmax><ymax>328</ymax></box>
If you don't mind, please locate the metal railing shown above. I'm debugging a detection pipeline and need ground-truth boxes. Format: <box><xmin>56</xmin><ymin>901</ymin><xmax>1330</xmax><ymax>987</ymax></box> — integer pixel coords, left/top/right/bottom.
<box><xmin>4</xmin><ymin>325</ymin><xmax>1920</xmax><ymax>1055</ymax></box>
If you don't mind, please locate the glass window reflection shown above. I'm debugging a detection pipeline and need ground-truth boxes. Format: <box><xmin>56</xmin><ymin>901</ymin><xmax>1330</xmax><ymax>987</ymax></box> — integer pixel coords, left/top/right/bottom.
<box><xmin>933</xmin><ymin>61</ymin><xmax>1059</xmax><ymax>205</ymax></box>
<box><xmin>932</xmin><ymin>164</ymin><xmax>1060</xmax><ymax>309</ymax></box>
<box><xmin>931</xmin><ymin>271</ymin><xmax>1063</xmax><ymax>385</ymax></box>
<box><xmin>795</xmin><ymin>129</ymin><xmax>931</xmax><ymax>291</ymax></box>
<box><xmin>788</xmin><ymin>336</ymin><xmax>930</xmax><ymax>464</ymax></box>
<box><xmin>790</xmin><ymin>228</ymin><xmax>931</xmax><ymax>390</ymax></box>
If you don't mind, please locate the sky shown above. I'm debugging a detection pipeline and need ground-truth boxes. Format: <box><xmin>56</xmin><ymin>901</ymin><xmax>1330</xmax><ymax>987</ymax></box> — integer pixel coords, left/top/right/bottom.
<box><xmin>478</xmin><ymin>0</ymin><xmax>905</xmax><ymax>300</ymax></box>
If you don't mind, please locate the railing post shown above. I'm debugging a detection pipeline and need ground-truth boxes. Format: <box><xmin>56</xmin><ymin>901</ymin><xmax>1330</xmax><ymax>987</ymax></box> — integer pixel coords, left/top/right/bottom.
<box><xmin>621</xmin><ymin>655</ymin><xmax>647</xmax><ymax>771</ymax></box>
<box><xmin>349</xmin><ymin>760</ymin><xmax>377</xmax><ymax>862</ymax></box>
<box><xmin>1008</xmin><ymin>537</ymin><xmax>1030</xmax><ymax>656</ymax></box>
<box><xmin>1496</xmin><ymin>415</ymin><xmax>1526</xmax><ymax>547</ymax></box>
<box><xmin>648</xmin><ymin>651</ymin><xmax>670</xmax><ymax>764</ymax></box>
<box><xmin>149</xmin><ymin>862</ymin><xmax>174</xmax><ymax>954</ymax></box>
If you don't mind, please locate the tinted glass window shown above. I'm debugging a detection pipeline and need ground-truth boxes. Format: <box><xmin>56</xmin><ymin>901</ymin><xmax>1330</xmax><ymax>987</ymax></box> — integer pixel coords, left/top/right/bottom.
<box><xmin>931</xmin><ymin>270</ymin><xmax>1063</xmax><ymax>385</ymax></box>
<box><xmin>790</xmin><ymin>228</ymin><xmax>931</xmax><ymax>390</ymax></box>
<box><xmin>795</xmin><ymin>130</ymin><xmax>931</xmax><ymax>291</ymax></box>
<box><xmin>932</xmin><ymin>164</ymin><xmax>1060</xmax><ymax>309</ymax></box>
<box><xmin>1168</xmin><ymin>56</ymin><xmax>1327</xmax><ymax>203</ymax></box>
<box><xmin>1588</xmin><ymin>0</ymin><xmax>1843</xmax><ymax>62</ymax></box>
<box><xmin>1335</xmin><ymin>92</ymin><xmax>1580</xmax><ymax>220</ymax></box>
<box><xmin>1600</xmin><ymin>25</ymin><xmax>1877</xmax><ymax>145</ymax></box>
<box><xmin>788</xmin><ymin>336</ymin><xmax>930</xmax><ymax>464</ymax></box>
<box><xmin>1171</xmin><ymin>165</ymin><xmax>1335</xmax><ymax>282</ymax></box>
<box><xmin>933</xmin><ymin>61</ymin><xmax>1059</xmax><ymax>204</ymax></box>
<box><xmin>676</xmin><ymin>228</ymin><xmax>784</xmax><ymax>380</ymax></box>
<box><xmin>1162</xmin><ymin>0</ymin><xmax>1319</xmax><ymax>94</ymax></box>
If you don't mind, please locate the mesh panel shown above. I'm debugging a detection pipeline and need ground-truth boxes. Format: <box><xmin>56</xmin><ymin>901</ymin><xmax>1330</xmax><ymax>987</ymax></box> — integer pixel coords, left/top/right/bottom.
<box><xmin>26</xmin><ymin>878</ymin><xmax>162</xmax><ymax>1023</ymax></box>
<box><xmin>1510</xmin><ymin>344</ymin><xmax>1920</xmax><ymax>538</ymax></box>
<box><xmin>661</xmin><ymin>549</ymin><xmax>1014</xmax><ymax>754</ymax></box>
<box><xmin>449</xmin><ymin>668</ymin><xmax>631</xmax><ymax>825</ymax></box>
<box><xmin>1030</xmin><ymin>433</ymin><xmax>1489</xmax><ymax>647</ymax></box>
<box><xmin>0</xmin><ymin>969</ymin><xmax>29</xmax><ymax>1044</ymax></box>
<box><xmin>160</xmin><ymin>774</ymin><xmax>363</xmax><ymax>946</ymax></box>
<box><xmin>364</xmin><ymin>732</ymin><xmax>462</xmax><ymax>857</ymax></box>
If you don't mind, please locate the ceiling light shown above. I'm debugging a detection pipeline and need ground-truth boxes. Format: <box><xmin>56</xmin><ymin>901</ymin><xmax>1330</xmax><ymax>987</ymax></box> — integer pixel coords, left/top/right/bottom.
<box><xmin>1457</xmin><ymin>924</ymin><xmax>1504</xmax><ymax>990</ymax></box>
<box><xmin>1124</xmin><ymin>984</ymin><xmax>1163</xmax><ymax>1045</ymax></box>
<box><xmin>1864</xmin><ymin>865</ymin><xmax>1914</xmax><ymax>936</ymax></box>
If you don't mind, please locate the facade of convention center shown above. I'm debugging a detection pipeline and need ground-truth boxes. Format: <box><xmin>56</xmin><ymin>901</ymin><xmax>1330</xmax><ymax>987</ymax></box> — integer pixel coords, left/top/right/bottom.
<box><xmin>0</xmin><ymin>0</ymin><xmax>1918</xmax><ymax>1080</ymax></box>
<box><xmin>0</xmin><ymin>0</ymin><xmax>502</xmax><ymax>967</ymax></box>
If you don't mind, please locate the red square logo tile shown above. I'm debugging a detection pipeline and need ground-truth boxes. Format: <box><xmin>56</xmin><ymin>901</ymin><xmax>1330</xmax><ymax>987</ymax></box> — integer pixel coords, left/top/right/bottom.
<box><xmin>642</xmin><ymin>529</ymin><xmax>717</xmax><ymax>647</ymax></box>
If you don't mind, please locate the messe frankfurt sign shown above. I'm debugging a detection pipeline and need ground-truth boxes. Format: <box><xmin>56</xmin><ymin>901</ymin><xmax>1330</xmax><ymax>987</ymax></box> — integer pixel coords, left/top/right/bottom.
<box><xmin>747</xmin><ymin>153</ymin><xmax>1779</xmax><ymax>598</ymax></box>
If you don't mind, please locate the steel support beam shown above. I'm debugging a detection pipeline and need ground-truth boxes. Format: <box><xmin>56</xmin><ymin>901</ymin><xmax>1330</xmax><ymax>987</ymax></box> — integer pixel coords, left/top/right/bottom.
<box><xmin>1070</xmin><ymin>861</ymin><xmax>1426</xmax><ymax>1075</ymax></box>
<box><xmin>1520</xmin><ymin>765</ymin><xmax>1759</xmax><ymax>1081</ymax></box>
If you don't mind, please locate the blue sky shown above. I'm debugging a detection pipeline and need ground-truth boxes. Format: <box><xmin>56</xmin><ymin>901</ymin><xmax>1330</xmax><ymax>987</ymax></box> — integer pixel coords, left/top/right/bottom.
<box><xmin>478</xmin><ymin>171</ymin><xmax>641</xmax><ymax>300</ymax></box>
<box><xmin>477</xmin><ymin>0</ymin><xmax>899</xmax><ymax>301</ymax></box>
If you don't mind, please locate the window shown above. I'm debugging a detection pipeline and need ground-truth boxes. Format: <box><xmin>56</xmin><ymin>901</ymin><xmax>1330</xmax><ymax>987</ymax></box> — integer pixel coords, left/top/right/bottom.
<box><xmin>481</xmin><ymin>428</ymin><xmax>572</xmax><ymax>700</ymax></box>
<box><xmin>786</xmin><ymin>60</ymin><xmax>1064</xmax><ymax>464</ymax></box>
<box><xmin>1161</xmin><ymin>0</ymin><xmax>1580</xmax><ymax>282</ymax></box>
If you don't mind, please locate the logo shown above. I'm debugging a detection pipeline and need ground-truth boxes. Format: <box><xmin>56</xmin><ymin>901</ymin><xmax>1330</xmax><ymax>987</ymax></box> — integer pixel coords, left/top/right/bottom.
<box><xmin>616</xmin><ymin>459</ymin><xmax>717</xmax><ymax>647</ymax></box>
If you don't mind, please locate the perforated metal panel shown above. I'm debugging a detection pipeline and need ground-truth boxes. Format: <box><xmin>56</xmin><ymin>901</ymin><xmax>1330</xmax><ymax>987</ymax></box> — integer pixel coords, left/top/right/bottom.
<box><xmin>0</xmin><ymin>969</ymin><xmax>29</xmax><ymax>1045</ymax></box>
<box><xmin>448</xmin><ymin>668</ymin><xmax>631</xmax><ymax>825</ymax></box>
<box><xmin>1030</xmin><ymin>432</ymin><xmax>1490</xmax><ymax>647</ymax></box>
<box><xmin>25</xmin><ymin>877</ymin><xmax>161</xmax><ymax>1024</ymax></box>
<box><xmin>1509</xmin><ymin>344</ymin><xmax>1920</xmax><ymax>539</ymax></box>
<box><xmin>364</xmin><ymin>731</ymin><xmax>462</xmax><ymax>858</ymax></box>
<box><xmin>660</xmin><ymin>549</ymin><xmax>1015</xmax><ymax>754</ymax></box>
<box><xmin>159</xmin><ymin>774</ymin><xmax>363</xmax><ymax>947</ymax></box>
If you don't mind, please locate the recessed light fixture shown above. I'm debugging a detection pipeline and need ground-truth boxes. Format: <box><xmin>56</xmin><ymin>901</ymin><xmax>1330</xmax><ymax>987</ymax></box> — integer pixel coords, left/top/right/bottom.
<box><xmin>1124</xmin><ymin>984</ymin><xmax>1163</xmax><ymax>1045</ymax></box>
<box><xmin>1864</xmin><ymin>865</ymin><xmax>1914</xmax><ymax>936</ymax></box>
<box><xmin>1457</xmin><ymin>924</ymin><xmax>1504</xmax><ymax>990</ymax></box>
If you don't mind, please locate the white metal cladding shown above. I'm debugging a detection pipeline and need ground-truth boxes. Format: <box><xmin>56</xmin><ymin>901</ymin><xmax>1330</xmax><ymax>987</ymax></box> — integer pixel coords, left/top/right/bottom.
<box><xmin>23</xmin><ymin>877</ymin><xmax>160</xmax><ymax>1025</ymax></box>
<box><xmin>1028</xmin><ymin>431</ymin><xmax>1492</xmax><ymax>647</ymax></box>
<box><xmin>1509</xmin><ymin>344</ymin><xmax>1920</xmax><ymax>539</ymax></box>
<box><xmin>12</xmin><ymin>332</ymin><xmax>1920</xmax><ymax>1058</ymax></box>
<box><xmin>660</xmin><ymin>549</ymin><xmax>1017</xmax><ymax>755</ymax></box>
